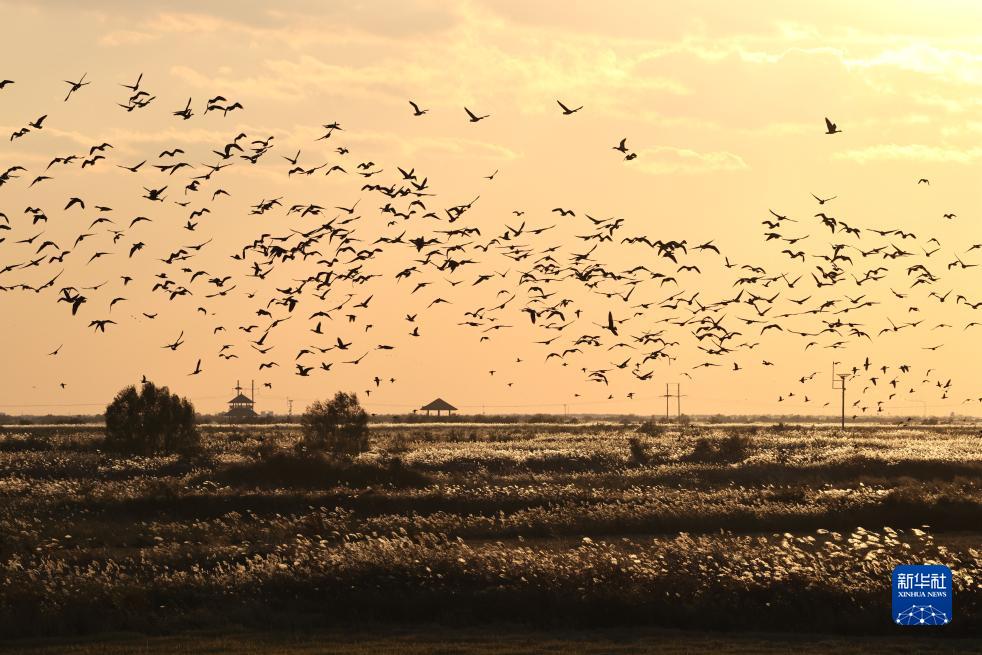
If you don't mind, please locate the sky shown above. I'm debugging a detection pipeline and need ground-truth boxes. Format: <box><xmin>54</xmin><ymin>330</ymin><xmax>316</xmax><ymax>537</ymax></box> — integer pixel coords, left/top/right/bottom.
<box><xmin>0</xmin><ymin>0</ymin><xmax>981</xmax><ymax>417</ymax></box>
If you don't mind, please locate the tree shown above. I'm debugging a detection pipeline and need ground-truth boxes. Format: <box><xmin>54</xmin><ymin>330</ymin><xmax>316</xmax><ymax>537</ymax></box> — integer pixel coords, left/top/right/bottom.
<box><xmin>104</xmin><ymin>381</ymin><xmax>199</xmax><ymax>455</ymax></box>
<box><xmin>298</xmin><ymin>391</ymin><xmax>369</xmax><ymax>459</ymax></box>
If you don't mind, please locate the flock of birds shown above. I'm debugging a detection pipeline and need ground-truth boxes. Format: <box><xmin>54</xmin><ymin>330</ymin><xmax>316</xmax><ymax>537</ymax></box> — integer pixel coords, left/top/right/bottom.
<box><xmin>0</xmin><ymin>72</ymin><xmax>979</xmax><ymax>418</ymax></box>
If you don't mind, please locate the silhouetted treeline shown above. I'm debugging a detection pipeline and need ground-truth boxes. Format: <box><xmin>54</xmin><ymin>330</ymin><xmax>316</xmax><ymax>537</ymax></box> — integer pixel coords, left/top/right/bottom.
<box><xmin>0</xmin><ymin>413</ymin><xmax>105</xmax><ymax>425</ymax></box>
<box><xmin>0</xmin><ymin>411</ymin><xmax>976</xmax><ymax>426</ymax></box>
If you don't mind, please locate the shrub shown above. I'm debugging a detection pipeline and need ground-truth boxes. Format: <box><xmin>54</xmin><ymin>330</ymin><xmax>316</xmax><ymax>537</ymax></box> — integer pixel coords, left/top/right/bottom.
<box><xmin>627</xmin><ymin>436</ymin><xmax>652</xmax><ymax>465</ymax></box>
<box><xmin>104</xmin><ymin>381</ymin><xmax>199</xmax><ymax>455</ymax></box>
<box><xmin>385</xmin><ymin>431</ymin><xmax>412</xmax><ymax>454</ymax></box>
<box><xmin>635</xmin><ymin>420</ymin><xmax>665</xmax><ymax>437</ymax></box>
<box><xmin>254</xmin><ymin>436</ymin><xmax>282</xmax><ymax>462</ymax></box>
<box><xmin>687</xmin><ymin>432</ymin><xmax>752</xmax><ymax>463</ymax></box>
<box><xmin>298</xmin><ymin>391</ymin><xmax>369</xmax><ymax>459</ymax></box>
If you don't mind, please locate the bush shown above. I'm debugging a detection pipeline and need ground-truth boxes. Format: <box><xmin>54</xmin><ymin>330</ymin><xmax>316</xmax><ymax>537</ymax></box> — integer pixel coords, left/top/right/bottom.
<box><xmin>627</xmin><ymin>436</ymin><xmax>652</xmax><ymax>465</ymax></box>
<box><xmin>385</xmin><ymin>431</ymin><xmax>413</xmax><ymax>454</ymax></box>
<box><xmin>298</xmin><ymin>391</ymin><xmax>369</xmax><ymax>459</ymax></box>
<box><xmin>686</xmin><ymin>432</ymin><xmax>752</xmax><ymax>463</ymax></box>
<box><xmin>104</xmin><ymin>381</ymin><xmax>199</xmax><ymax>455</ymax></box>
<box><xmin>635</xmin><ymin>420</ymin><xmax>665</xmax><ymax>437</ymax></box>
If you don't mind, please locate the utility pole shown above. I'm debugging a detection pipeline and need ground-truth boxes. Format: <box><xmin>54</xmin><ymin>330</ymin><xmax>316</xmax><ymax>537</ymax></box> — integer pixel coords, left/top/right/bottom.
<box><xmin>832</xmin><ymin>363</ymin><xmax>847</xmax><ymax>430</ymax></box>
<box><xmin>838</xmin><ymin>375</ymin><xmax>846</xmax><ymax>429</ymax></box>
<box><xmin>287</xmin><ymin>398</ymin><xmax>293</xmax><ymax>419</ymax></box>
<box><xmin>675</xmin><ymin>384</ymin><xmax>687</xmax><ymax>422</ymax></box>
<box><xmin>661</xmin><ymin>383</ymin><xmax>684</xmax><ymax>423</ymax></box>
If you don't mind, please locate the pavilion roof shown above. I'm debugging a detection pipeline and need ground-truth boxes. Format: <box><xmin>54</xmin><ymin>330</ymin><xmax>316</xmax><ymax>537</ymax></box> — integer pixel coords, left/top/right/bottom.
<box><xmin>421</xmin><ymin>398</ymin><xmax>457</xmax><ymax>411</ymax></box>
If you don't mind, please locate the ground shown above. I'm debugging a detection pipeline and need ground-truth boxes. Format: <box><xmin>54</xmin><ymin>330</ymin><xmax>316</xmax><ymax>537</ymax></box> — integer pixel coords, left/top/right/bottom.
<box><xmin>5</xmin><ymin>626</ymin><xmax>982</xmax><ymax>655</ymax></box>
<box><xmin>0</xmin><ymin>421</ymin><xmax>979</xmax><ymax>650</ymax></box>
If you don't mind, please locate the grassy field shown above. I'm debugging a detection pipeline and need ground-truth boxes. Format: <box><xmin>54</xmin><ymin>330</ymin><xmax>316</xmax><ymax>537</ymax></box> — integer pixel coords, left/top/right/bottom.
<box><xmin>0</xmin><ymin>421</ymin><xmax>979</xmax><ymax>647</ymax></box>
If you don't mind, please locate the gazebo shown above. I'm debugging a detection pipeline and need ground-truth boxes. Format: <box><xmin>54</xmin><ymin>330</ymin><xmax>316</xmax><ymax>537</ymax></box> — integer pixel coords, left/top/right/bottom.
<box><xmin>420</xmin><ymin>398</ymin><xmax>457</xmax><ymax>417</ymax></box>
<box><xmin>226</xmin><ymin>380</ymin><xmax>258</xmax><ymax>423</ymax></box>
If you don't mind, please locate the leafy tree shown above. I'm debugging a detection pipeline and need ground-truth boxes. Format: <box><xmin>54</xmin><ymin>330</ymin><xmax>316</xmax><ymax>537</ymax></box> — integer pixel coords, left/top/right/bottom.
<box><xmin>104</xmin><ymin>381</ymin><xmax>199</xmax><ymax>455</ymax></box>
<box><xmin>298</xmin><ymin>391</ymin><xmax>369</xmax><ymax>459</ymax></box>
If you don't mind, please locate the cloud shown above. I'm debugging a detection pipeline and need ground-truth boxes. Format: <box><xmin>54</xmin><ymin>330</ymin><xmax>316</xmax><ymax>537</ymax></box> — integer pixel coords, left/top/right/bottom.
<box><xmin>99</xmin><ymin>29</ymin><xmax>159</xmax><ymax>47</ymax></box>
<box><xmin>355</xmin><ymin>133</ymin><xmax>520</xmax><ymax>161</ymax></box>
<box><xmin>833</xmin><ymin>143</ymin><xmax>982</xmax><ymax>164</ymax></box>
<box><xmin>42</xmin><ymin>125</ymin><xmax>250</xmax><ymax>148</ymax></box>
<box><xmin>634</xmin><ymin>145</ymin><xmax>748</xmax><ymax>174</ymax></box>
<box><xmin>168</xmin><ymin>56</ymin><xmax>431</xmax><ymax>104</ymax></box>
<box><xmin>841</xmin><ymin>42</ymin><xmax>982</xmax><ymax>85</ymax></box>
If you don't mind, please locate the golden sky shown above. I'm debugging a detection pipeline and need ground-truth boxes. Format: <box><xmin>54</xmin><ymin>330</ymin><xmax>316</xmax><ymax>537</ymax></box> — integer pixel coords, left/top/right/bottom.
<box><xmin>1</xmin><ymin>1</ymin><xmax>981</xmax><ymax>417</ymax></box>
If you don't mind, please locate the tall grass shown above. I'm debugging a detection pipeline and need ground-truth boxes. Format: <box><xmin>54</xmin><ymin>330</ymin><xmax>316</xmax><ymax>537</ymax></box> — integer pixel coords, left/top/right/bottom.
<box><xmin>0</xmin><ymin>423</ymin><xmax>978</xmax><ymax>638</ymax></box>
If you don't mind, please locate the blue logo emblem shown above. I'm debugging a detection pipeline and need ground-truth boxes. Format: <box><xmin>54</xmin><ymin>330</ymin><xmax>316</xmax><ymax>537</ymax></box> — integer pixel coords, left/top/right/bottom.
<box><xmin>892</xmin><ymin>564</ymin><xmax>952</xmax><ymax>625</ymax></box>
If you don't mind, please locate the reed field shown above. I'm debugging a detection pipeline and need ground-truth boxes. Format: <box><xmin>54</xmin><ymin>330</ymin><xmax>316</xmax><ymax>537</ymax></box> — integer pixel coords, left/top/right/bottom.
<box><xmin>0</xmin><ymin>421</ymin><xmax>979</xmax><ymax>647</ymax></box>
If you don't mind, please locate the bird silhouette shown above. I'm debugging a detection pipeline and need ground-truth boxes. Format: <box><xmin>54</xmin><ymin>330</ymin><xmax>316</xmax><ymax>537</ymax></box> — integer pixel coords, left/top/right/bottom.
<box><xmin>64</xmin><ymin>73</ymin><xmax>90</xmax><ymax>101</ymax></box>
<box><xmin>556</xmin><ymin>100</ymin><xmax>582</xmax><ymax>115</ymax></box>
<box><xmin>464</xmin><ymin>107</ymin><xmax>489</xmax><ymax>122</ymax></box>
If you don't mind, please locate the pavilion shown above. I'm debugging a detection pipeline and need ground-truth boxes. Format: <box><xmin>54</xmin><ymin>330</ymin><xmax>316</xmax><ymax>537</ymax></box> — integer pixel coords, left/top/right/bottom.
<box><xmin>420</xmin><ymin>398</ymin><xmax>457</xmax><ymax>417</ymax></box>
<box><xmin>225</xmin><ymin>380</ymin><xmax>258</xmax><ymax>422</ymax></box>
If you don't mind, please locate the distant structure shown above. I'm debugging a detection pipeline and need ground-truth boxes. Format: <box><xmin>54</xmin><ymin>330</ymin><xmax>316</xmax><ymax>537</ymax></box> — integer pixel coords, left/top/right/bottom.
<box><xmin>420</xmin><ymin>398</ymin><xmax>457</xmax><ymax>417</ymax></box>
<box><xmin>226</xmin><ymin>380</ymin><xmax>258</xmax><ymax>423</ymax></box>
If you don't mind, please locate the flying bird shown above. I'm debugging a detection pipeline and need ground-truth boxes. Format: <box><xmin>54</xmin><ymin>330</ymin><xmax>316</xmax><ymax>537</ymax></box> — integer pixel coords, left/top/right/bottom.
<box><xmin>64</xmin><ymin>73</ymin><xmax>90</xmax><ymax>102</ymax></box>
<box><xmin>464</xmin><ymin>107</ymin><xmax>489</xmax><ymax>122</ymax></box>
<box><xmin>556</xmin><ymin>100</ymin><xmax>582</xmax><ymax>115</ymax></box>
